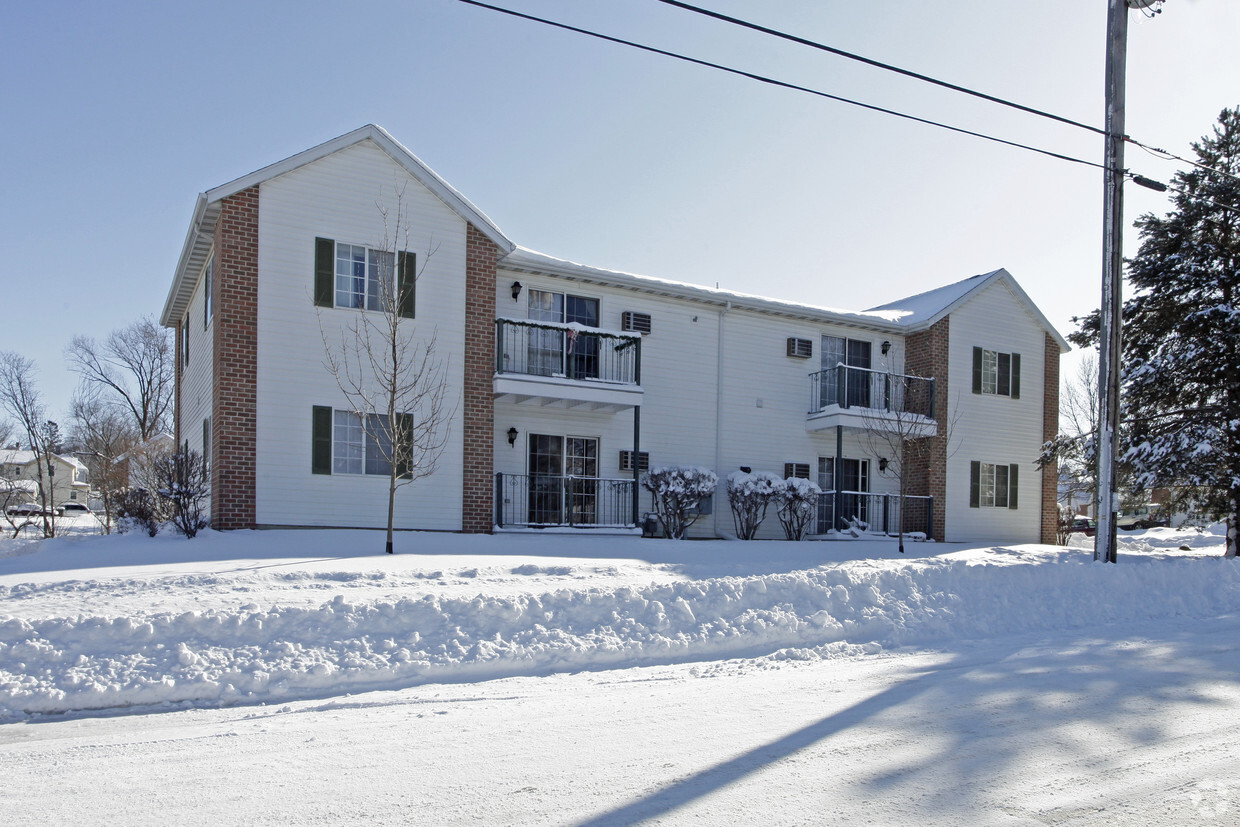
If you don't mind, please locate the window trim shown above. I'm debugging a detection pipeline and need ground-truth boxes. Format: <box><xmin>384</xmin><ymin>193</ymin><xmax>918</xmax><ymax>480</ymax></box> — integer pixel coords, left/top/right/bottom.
<box><xmin>972</xmin><ymin>347</ymin><xmax>1021</xmax><ymax>398</ymax></box>
<box><xmin>969</xmin><ymin>461</ymin><xmax>1019</xmax><ymax>509</ymax></box>
<box><xmin>311</xmin><ymin>406</ymin><xmax>412</xmax><ymax>479</ymax></box>
<box><xmin>313</xmin><ymin>237</ymin><xmax>415</xmax><ymax>318</ymax></box>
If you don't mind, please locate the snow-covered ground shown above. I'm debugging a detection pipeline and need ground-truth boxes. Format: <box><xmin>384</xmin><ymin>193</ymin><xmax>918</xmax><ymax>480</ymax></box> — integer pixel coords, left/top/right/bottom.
<box><xmin>1</xmin><ymin>525</ymin><xmax>1238</xmax><ymax>824</ymax></box>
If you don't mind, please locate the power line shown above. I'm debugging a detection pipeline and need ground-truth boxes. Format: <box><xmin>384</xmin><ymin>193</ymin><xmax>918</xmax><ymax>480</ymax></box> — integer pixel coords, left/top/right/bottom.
<box><xmin>453</xmin><ymin>0</ymin><xmax>1109</xmax><ymax>172</ymax></box>
<box><xmin>1128</xmin><ymin>137</ymin><xmax>1240</xmax><ymax>186</ymax></box>
<box><xmin>654</xmin><ymin>0</ymin><xmax>1106</xmax><ymax>137</ymax></box>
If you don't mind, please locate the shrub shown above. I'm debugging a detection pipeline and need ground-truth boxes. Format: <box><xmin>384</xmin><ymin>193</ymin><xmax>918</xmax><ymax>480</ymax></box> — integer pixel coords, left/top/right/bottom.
<box><xmin>115</xmin><ymin>487</ymin><xmax>162</xmax><ymax>537</ymax></box>
<box><xmin>641</xmin><ymin>466</ymin><xmax>717</xmax><ymax>539</ymax></box>
<box><xmin>726</xmin><ymin>471</ymin><xmax>782</xmax><ymax>540</ymax></box>
<box><xmin>154</xmin><ymin>450</ymin><xmax>210</xmax><ymax>538</ymax></box>
<box><xmin>775</xmin><ymin>477</ymin><xmax>822</xmax><ymax>541</ymax></box>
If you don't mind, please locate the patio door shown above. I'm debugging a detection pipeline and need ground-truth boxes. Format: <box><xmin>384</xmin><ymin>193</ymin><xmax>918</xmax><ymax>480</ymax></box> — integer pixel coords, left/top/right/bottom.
<box><xmin>821</xmin><ymin>336</ymin><xmax>872</xmax><ymax>408</ymax></box>
<box><xmin>527</xmin><ymin>290</ymin><xmax>600</xmax><ymax>379</ymax></box>
<box><xmin>527</xmin><ymin>434</ymin><xmax>599</xmax><ymax>525</ymax></box>
<box><xmin>817</xmin><ymin>456</ymin><xmax>870</xmax><ymax>532</ymax></box>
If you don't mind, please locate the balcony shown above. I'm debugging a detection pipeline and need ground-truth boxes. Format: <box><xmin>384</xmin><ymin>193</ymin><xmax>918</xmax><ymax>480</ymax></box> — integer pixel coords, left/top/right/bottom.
<box><xmin>495</xmin><ymin>473</ymin><xmax>638</xmax><ymax>529</ymax></box>
<box><xmin>494</xmin><ymin>319</ymin><xmax>643</xmax><ymax>412</ymax></box>
<box><xmin>814</xmin><ymin>491</ymin><xmax>934</xmax><ymax>537</ymax></box>
<box><xmin>806</xmin><ymin>365</ymin><xmax>937</xmax><ymax>436</ymax></box>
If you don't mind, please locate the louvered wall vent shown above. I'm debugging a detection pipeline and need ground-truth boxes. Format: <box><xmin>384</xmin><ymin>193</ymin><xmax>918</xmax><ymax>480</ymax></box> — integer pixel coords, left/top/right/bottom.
<box><xmin>786</xmin><ymin>337</ymin><xmax>813</xmax><ymax>359</ymax></box>
<box><xmin>622</xmin><ymin>311</ymin><xmax>652</xmax><ymax>334</ymax></box>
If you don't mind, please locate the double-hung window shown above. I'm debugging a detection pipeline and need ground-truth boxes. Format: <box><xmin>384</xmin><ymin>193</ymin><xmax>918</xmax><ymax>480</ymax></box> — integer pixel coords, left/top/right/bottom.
<box><xmin>203</xmin><ymin>257</ymin><xmax>213</xmax><ymax>327</ymax></box>
<box><xmin>972</xmin><ymin>347</ymin><xmax>1021</xmax><ymax>398</ymax></box>
<box><xmin>311</xmin><ymin>406</ymin><xmax>411</xmax><ymax>478</ymax></box>
<box><xmin>314</xmin><ymin>237</ymin><xmax>415</xmax><ymax>318</ymax></box>
<box><xmin>970</xmin><ymin>461</ymin><xmax>1019</xmax><ymax>509</ymax></box>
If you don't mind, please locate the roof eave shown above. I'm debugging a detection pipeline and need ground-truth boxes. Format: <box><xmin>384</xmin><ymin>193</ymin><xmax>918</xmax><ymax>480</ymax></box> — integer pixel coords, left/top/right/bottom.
<box><xmin>160</xmin><ymin>194</ymin><xmax>215</xmax><ymax>328</ymax></box>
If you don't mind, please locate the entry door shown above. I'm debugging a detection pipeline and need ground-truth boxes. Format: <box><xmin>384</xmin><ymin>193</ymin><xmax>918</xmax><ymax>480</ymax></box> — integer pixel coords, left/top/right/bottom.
<box><xmin>528</xmin><ymin>434</ymin><xmax>563</xmax><ymax>524</ymax></box>
<box><xmin>565</xmin><ymin>436</ymin><xmax>599</xmax><ymax>524</ymax></box>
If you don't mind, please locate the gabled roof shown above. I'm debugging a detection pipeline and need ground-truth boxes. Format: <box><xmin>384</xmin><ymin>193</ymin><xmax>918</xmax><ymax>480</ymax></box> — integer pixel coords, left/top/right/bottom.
<box><xmin>161</xmin><ymin>125</ymin><xmax>515</xmax><ymax>327</ymax></box>
<box><xmin>868</xmin><ymin>268</ymin><xmax>1070</xmax><ymax>352</ymax></box>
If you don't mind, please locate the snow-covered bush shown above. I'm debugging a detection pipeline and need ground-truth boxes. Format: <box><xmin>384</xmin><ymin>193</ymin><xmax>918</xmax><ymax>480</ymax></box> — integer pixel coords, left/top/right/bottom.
<box><xmin>775</xmin><ymin>476</ymin><xmax>822</xmax><ymax>541</ymax></box>
<box><xmin>154</xmin><ymin>450</ymin><xmax>210</xmax><ymax>539</ymax></box>
<box><xmin>641</xmin><ymin>466</ymin><xmax>717</xmax><ymax>539</ymax></box>
<box><xmin>115</xmin><ymin>487</ymin><xmax>162</xmax><ymax>537</ymax></box>
<box><xmin>726</xmin><ymin>471</ymin><xmax>782</xmax><ymax>540</ymax></box>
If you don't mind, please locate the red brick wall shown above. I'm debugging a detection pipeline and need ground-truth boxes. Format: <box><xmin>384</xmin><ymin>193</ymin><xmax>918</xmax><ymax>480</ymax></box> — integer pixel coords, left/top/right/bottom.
<box><xmin>462</xmin><ymin>224</ymin><xmax>499</xmax><ymax>533</ymax></box>
<box><xmin>904</xmin><ymin>316</ymin><xmax>949</xmax><ymax>541</ymax></box>
<box><xmin>1041</xmin><ymin>333</ymin><xmax>1061</xmax><ymax>544</ymax></box>
<box><xmin>211</xmin><ymin>187</ymin><xmax>260</xmax><ymax>530</ymax></box>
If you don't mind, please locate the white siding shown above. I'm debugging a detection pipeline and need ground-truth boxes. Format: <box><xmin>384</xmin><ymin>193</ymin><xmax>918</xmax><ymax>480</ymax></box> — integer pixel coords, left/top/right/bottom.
<box><xmin>945</xmin><ymin>280</ymin><xmax>1047</xmax><ymax>543</ymax></box>
<box><xmin>181</xmin><ymin>257</ymin><xmax>214</xmax><ymax>472</ymax></box>
<box><xmin>494</xmin><ymin>272</ymin><xmax>907</xmax><ymax>539</ymax></box>
<box><xmin>254</xmin><ymin>140</ymin><xmax>467</xmax><ymax>529</ymax></box>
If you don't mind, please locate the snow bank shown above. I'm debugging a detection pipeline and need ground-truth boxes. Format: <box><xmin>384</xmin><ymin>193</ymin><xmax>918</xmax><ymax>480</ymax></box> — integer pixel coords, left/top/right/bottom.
<box><xmin>2</xmin><ymin>531</ymin><xmax>1238</xmax><ymax>719</ymax></box>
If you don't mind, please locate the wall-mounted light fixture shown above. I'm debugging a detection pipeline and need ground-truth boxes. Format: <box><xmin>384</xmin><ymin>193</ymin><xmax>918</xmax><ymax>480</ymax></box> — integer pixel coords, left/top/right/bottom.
<box><xmin>507</xmin><ymin>427</ymin><xmax>519</xmax><ymax>447</ymax></box>
<box><xmin>510</xmin><ymin>281</ymin><xmax>523</xmax><ymax>301</ymax></box>
<box><xmin>878</xmin><ymin>457</ymin><xmax>889</xmax><ymax>473</ymax></box>
<box><xmin>739</xmin><ymin>466</ymin><xmax>752</xmax><ymax>474</ymax></box>
<box><xmin>881</xmin><ymin>340</ymin><xmax>891</xmax><ymax>356</ymax></box>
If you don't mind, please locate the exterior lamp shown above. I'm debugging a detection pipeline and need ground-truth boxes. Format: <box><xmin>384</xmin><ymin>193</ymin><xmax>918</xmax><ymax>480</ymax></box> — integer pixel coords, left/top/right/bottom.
<box><xmin>510</xmin><ymin>281</ymin><xmax>522</xmax><ymax>301</ymax></box>
<box><xmin>507</xmin><ymin>427</ymin><xmax>519</xmax><ymax>446</ymax></box>
<box><xmin>878</xmin><ymin>457</ymin><xmax>889</xmax><ymax>473</ymax></box>
<box><xmin>881</xmin><ymin>341</ymin><xmax>891</xmax><ymax>356</ymax></box>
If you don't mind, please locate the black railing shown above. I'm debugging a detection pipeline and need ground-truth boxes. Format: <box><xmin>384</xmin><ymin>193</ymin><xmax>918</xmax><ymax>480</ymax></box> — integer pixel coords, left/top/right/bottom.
<box><xmin>815</xmin><ymin>491</ymin><xmax>934</xmax><ymax>537</ymax></box>
<box><xmin>496</xmin><ymin>319</ymin><xmax>640</xmax><ymax>385</ymax></box>
<box><xmin>495</xmin><ymin>473</ymin><xmax>637</xmax><ymax>528</ymax></box>
<box><xmin>808</xmin><ymin>365</ymin><xmax>935</xmax><ymax>418</ymax></box>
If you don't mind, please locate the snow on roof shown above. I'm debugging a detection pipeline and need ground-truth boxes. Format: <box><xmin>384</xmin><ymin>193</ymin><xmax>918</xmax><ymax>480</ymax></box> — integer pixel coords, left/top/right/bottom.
<box><xmin>504</xmin><ymin>247</ymin><xmax>908</xmax><ymax>330</ymax></box>
<box><xmin>0</xmin><ymin>449</ymin><xmax>36</xmax><ymax>466</ymax></box>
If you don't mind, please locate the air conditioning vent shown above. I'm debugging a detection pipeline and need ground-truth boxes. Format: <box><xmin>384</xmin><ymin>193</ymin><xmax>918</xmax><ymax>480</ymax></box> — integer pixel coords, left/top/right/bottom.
<box><xmin>619</xmin><ymin>450</ymin><xmax>650</xmax><ymax>472</ymax></box>
<box><xmin>786</xmin><ymin>337</ymin><xmax>813</xmax><ymax>359</ymax></box>
<box><xmin>784</xmin><ymin>462</ymin><xmax>811</xmax><ymax>480</ymax></box>
<box><xmin>622</xmin><ymin>311</ymin><xmax>652</xmax><ymax>334</ymax></box>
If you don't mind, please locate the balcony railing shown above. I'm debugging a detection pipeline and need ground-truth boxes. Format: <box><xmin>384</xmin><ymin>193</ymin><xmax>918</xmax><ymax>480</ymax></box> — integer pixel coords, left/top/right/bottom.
<box><xmin>495</xmin><ymin>473</ymin><xmax>637</xmax><ymax>528</ymax></box>
<box><xmin>816</xmin><ymin>490</ymin><xmax>934</xmax><ymax>537</ymax></box>
<box><xmin>496</xmin><ymin>319</ymin><xmax>640</xmax><ymax>385</ymax></box>
<box><xmin>808</xmin><ymin>365</ymin><xmax>935</xmax><ymax>419</ymax></box>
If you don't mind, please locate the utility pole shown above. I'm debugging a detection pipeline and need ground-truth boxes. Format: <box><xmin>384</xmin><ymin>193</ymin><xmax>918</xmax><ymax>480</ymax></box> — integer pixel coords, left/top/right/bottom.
<box><xmin>1095</xmin><ymin>0</ymin><xmax>1159</xmax><ymax>565</ymax></box>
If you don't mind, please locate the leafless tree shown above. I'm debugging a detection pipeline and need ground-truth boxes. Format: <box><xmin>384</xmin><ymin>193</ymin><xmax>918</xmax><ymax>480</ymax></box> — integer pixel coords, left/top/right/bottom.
<box><xmin>0</xmin><ymin>351</ymin><xmax>56</xmax><ymax>537</ymax></box>
<box><xmin>67</xmin><ymin>316</ymin><xmax>174</xmax><ymax>442</ymax></box>
<box><xmin>70</xmin><ymin>390</ymin><xmax>139</xmax><ymax>533</ymax></box>
<box><xmin>320</xmin><ymin>190</ymin><xmax>456</xmax><ymax>554</ymax></box>
<box><xmin>0</xmin><ymin>419</ymin><xmax>14</xmax><ymax>450</ymax></box>
<box><xmin>860</xmin><ymin>355</ymin><xmax>958</xmax><ymax>553</ymax></box>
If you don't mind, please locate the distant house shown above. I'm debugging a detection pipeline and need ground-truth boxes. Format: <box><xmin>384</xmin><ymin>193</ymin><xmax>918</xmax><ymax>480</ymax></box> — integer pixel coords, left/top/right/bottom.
<box><xmin>0</xmin><ymin>449</ymin><xmax>91</xmax><ymax>507</ymax></box>
<box><xmin>160</xmin><ymin>125</ymin><xmax>1067</xmax><ymax>543</ymax></box>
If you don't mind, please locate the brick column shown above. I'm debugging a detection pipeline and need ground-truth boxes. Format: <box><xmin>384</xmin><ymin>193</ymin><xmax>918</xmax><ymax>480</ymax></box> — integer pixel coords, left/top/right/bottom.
<box><xmin>462</xmin><ymin>224</ymin><xmax>499</xmax><ymax>533</ymax></box>
<box><xmin>904</xmin><ymin>317</ymin><xmax>949</xmax><ymax>541</ymax></box>
<box><xmin>211</xmin><ymin>187</ymin><xmax>260</xmax><ymax>530</ymax></box>
<box><xmin>1041</xmin><ymin>333</ymin><xmax>1062</xmax><ymax>544</ymax></box>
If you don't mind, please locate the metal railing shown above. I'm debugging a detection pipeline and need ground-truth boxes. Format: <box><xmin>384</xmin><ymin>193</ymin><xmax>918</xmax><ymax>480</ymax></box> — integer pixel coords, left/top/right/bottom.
<box><xmin>496</xmin><ymin>319</ymin><xmax>640</xmax><ymax>385</ymax></box>
<box><xmin>815</xmin><ymin>490</ymin><xmax>934</xmax><ymax>537</ymax></box>
<box><xmin>808</xmin><ymin>365</ymin><xmax>935</xmax><ymax>418</ymax></box>
<box><xmin>495</xmin><ymin>473</ymin><xmax>637</xmax><ymax>528</ymax></box>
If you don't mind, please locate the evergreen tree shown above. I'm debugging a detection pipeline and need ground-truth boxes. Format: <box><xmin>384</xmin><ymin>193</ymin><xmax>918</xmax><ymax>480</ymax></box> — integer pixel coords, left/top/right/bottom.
<box><xmin>1073</xmin><ymin>107</ymin><xmax>1240</xmax><ymax>557</ymax></box>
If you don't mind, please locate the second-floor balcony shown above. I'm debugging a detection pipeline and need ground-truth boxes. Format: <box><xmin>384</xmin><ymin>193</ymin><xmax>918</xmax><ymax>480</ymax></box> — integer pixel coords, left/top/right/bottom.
<box><xmin>494</xmin><ymin>318</ymin><xmax>643</xmax><ymax>412</ymax></box>
<box><xmin>806</xmin><ymin>364</ymin><xmax>937</xmax><ymax>436</ymax></box>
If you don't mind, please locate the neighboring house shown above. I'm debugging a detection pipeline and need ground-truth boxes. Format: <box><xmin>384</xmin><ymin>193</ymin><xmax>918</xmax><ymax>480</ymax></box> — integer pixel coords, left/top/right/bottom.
<box><xmin>0</xmin><ymin>449</ymin><xmax>91</xmax><ymax>508</ymax></box>
<box><xmin>160</xmin><ymin>125</ymin><xmax>1066</xmax><ymax>543</ymax></box>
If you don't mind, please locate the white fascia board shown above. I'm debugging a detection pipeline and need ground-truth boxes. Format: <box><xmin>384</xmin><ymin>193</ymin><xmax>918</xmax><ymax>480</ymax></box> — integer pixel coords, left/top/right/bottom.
<box><xmin>500</xmin><ymin>247</ymin><xmax>908</xmax><ymax>335</ymax></box>
<box><xmin>160</xmin><ymin>193</ymin><xmax>214</xmax><ymax>328</ymax></box>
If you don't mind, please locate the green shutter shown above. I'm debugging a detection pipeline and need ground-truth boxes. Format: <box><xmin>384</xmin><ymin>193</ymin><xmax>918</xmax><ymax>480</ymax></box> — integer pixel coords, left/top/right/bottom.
<box><xmin>314</xmin><ymin>237</ymin><xmax>334</xmax><ymax>308</ymax></box>
<box><xmin>1010</xmin><ymin>353</ymin><xmax>1021</xmax><ymax>399</ymax></box>
<box><xmin>395</xmin><ymin>413</ymin><xmax>413</xmax><ymax>479</ymax></box>
<box><xmin>997</xmin><ymin>353</ymin><xmax>1011</xmax><ymax>397</ymax></box>
<box><xmin>969</xmin><ymin>461</ymin><xmax>980</xmax><ymax>508</ymax></box>
<box><xmin>398</xmin><ymin>251</ymin><xmax>416</xmax><ymax>319</ymax></box>
<box><xmin>1008</xmin><ymin>464</ymin><xmax>1019</xmax><ymax>509</ymax></box>
<box><xmin>312</xmin><ymin>406</ymin><xmax>332</xmax><ymax>475</ymax></box>
<box><xmin>972</xmin><ymin>347</ymin><xmax>982</xmax><ymax>394</ymax></box>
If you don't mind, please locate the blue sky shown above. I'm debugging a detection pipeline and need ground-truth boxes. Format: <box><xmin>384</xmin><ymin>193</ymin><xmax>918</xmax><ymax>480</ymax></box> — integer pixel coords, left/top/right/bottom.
<box><xmin>2</xmin><ymin>0</ymin><xmax>1236</xmax><ymax>425</ymax></box>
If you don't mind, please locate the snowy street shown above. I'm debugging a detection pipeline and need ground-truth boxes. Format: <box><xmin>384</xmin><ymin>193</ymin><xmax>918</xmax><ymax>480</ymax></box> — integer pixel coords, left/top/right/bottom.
<box><xmin>1</xmin><ymin>526</ymin><xmax>1238</xmax><ymax>824</ymax></box>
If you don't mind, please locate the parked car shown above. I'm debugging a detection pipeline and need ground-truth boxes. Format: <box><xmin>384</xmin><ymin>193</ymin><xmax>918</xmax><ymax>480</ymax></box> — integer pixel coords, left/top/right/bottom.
<box><xmin>5</xmin><ymin>503</ymin><xmax>52</xmax><ymax>518</ymax></box>
<box><xmin>58</xmin><ymin>502</ymin><xmax>92</xmax><ymax>516</ymax></box>
<box><xmin>1116</xmin><ymin>504</ymin><xmax>1168</xmax><ymax>530</ymax></box>
<box><xmin>1066</xmin><ymin>517</ymin><xmax>1097</xmax><ymax>537</ymax></box>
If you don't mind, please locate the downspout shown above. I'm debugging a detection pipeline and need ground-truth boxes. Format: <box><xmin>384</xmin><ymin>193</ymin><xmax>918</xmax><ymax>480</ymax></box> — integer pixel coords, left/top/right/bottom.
<box><xmin>713</xmin><ymin>301</ymin><xmax>732</xmax><ymax>537</ymax></box>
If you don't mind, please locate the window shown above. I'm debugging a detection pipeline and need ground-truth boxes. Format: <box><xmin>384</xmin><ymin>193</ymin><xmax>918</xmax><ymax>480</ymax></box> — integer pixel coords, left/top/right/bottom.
<box><xmin>202</xmin><ymin>418</ymin><xmax>211</xmax><ymax>463</ymax></box>
<box><xmin>182</xmin><ymin>318</ymin><xmax>189</xmax><ymax>368</ymax></box>
<box><xmin>970</xmin><ymin>461</ymin><xmax>1019</xmax><ymax>509</ymax></box>
<box><xmin>311</xmin><ymin>406</ymin><xmax>411</xmax><ymax>477</ymax></box>
<box><xmin>972</xmin><ymin>347</ymin><xmax>1021</xmax><ymax>398</ymax></box>
<box><xmin>314</xmin><ymin>237</ymin><xmax>415</xmax><ymax>318</ymax></box>
<box><xmin>203</xmin><ymin>257</ymin><xmax>213</xmax><ymax>327</ymax></box>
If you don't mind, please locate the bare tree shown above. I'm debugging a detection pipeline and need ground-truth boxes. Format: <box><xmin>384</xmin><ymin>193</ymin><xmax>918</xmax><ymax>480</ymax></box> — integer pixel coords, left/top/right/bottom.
<box><xmin>0</xmin><ymin>352</ymin><xmax>56</xmax><ymax>537</ymax></box>
<box><xmin>859</xmin><ymin>356</ymin><xmax>957</xmax><ymax>553</ymax></box>
<box><xmin>320</xmin><ymin>190</ymin><xmax>455</xmax><ymax>554</ymax></box>
<box><xmin>70</xmin><ymin>390</ymin><xmax>139</xmax><ymax>533</ymax></box>
<box><xmin>67</xmin><ymin>317</ymin><xmax>174</xmax><ymax>442</ymax></box>
<box><xmin>1043</xmin><ymin>354</ymin><xmax>1099</xmax><ymax>519</ymax></box>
